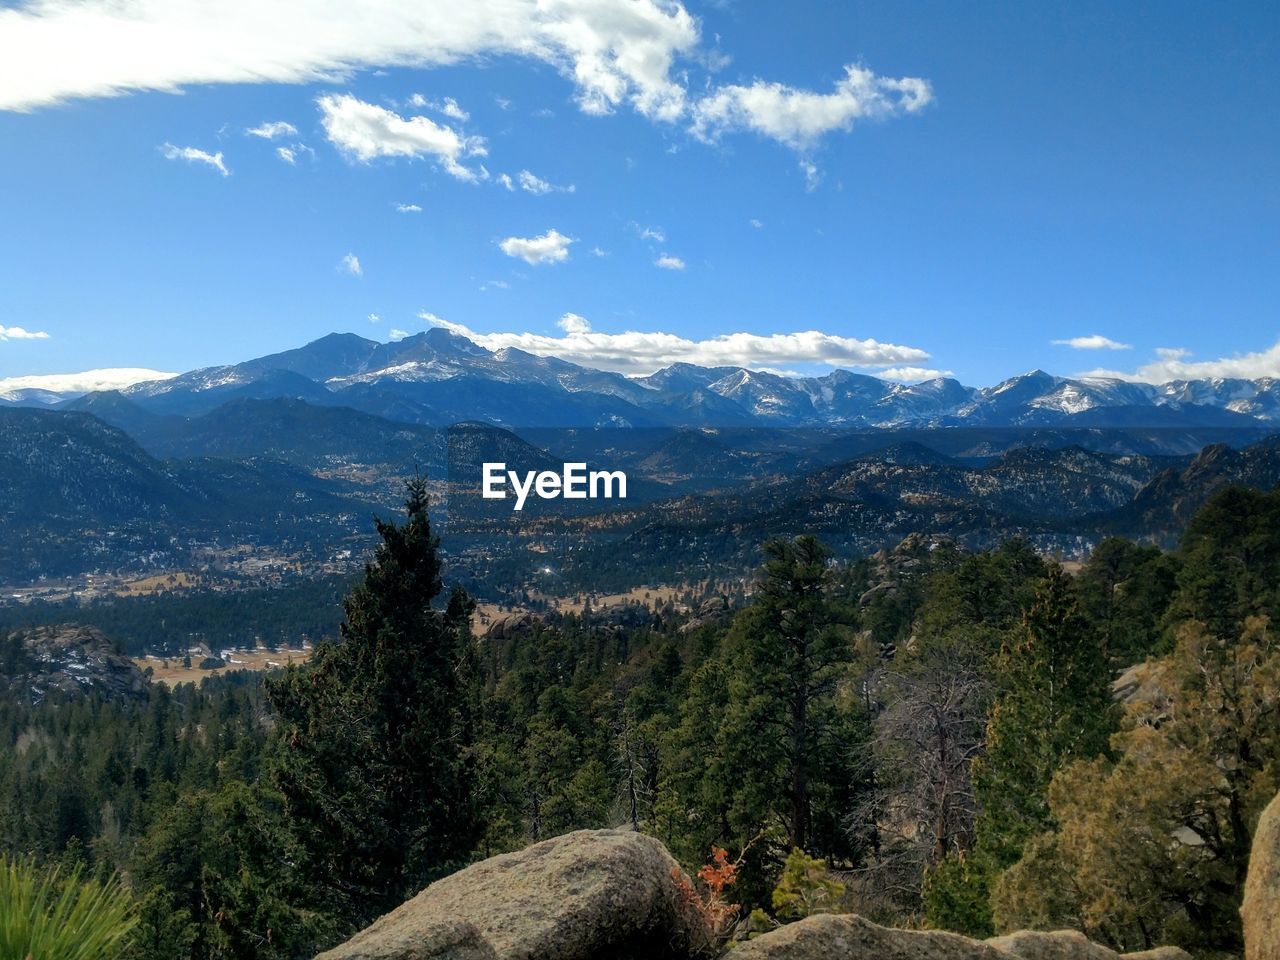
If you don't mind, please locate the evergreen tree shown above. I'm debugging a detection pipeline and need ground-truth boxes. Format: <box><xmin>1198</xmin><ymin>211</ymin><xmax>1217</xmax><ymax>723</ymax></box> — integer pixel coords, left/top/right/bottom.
<box><xmin>267</xmin><ymin>479</ymin><xmax>480</xmax><ymax>928</ymax></box>
<box><xmin>720</xmin><ymin>537</ymin><xmax>866</xmax><ymax>872</ymax></box>
<box><xmin>936</xmin><ymin>567</ymin><xmax>1116</xmax><ymax>935</ymax></box>
<box><xmin>974</xmin><ymin>566</ymin><xmax>1115</xmax><ymax>867</ymax></box>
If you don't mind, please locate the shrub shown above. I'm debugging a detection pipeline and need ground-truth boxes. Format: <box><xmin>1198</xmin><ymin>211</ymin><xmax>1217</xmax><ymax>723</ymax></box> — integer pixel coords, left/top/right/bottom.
<box><xmin>0</xmin><ymin>856</ymin><xmax>136</xmax><ymax>960</ymax></box>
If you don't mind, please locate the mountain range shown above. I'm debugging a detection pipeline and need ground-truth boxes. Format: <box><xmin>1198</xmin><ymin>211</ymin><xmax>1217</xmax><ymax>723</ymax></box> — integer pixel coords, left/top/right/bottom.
<box><xmin>6</xmin><ymin>329</ymin><xmax>1280</xmax><ymax>429</ymax></box>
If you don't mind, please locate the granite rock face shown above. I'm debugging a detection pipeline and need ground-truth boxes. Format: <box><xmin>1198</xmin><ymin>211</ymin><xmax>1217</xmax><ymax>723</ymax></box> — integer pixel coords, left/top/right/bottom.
<box><xmin>1245</xmin><ymin>790</ymin><xmax>1280</xmax><ymax>960</ymax></box>
<box><xmin>2</xmin><ymin>624</ymin><xmax>147</xmax><ymax>704</ymax></box>
<box><xmin>316</xmin><ymin>829</ymin><xmax>704</xmax><ymax>960</ymax></box>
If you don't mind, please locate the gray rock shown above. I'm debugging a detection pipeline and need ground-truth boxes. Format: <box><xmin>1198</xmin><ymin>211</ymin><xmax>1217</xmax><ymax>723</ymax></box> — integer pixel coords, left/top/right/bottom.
<box><xmin>316</xmin><ymin>829</ymin><xmax>704</xmax><ymax>960</ymax></box>
<box><xmin>734</xmin><ymin>915</ymin><xmax>1011</xmax><ymax>960</ymax></box>
<box><xmin>3</xmin><ymin>624</ymin><xmax>148</xmax><ymax>704</ymax></box>
<box><xmin>317</xmin><ymin>918</ymin><xmax>495</xmax><ymax>960</ymax></box>
<box><xmin>1245</xmin><ymin>790</ymin><xmax>1280</xmax><ymax>960</ymax></box>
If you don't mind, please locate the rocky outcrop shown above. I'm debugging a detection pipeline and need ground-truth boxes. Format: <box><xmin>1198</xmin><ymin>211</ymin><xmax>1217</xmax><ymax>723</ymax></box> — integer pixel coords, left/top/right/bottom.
<box><xmin>987</xmin><ymin>930</ymin><xmax>1188</xmax><ymax>960</ymax></box>
<box><xmin>1245</xmin><ymin>790</ymin><xmax>1280</xmax><ymax>960</ymax></box>
<box><xmin>735</xmin><ymin>915</ymin><xmax>1010</xmax><ymax>960</ymax></box>
<box><xmin>316</xmin><ymin>829</ymin><xmax>703</xmax><ymax>960</ymax></box>
<box><xmin>482</xmin><ymin>612</ymin><xmax>536</xmax><ymax>641</ymax></box>
<box><xmin>736</xmin><ymin>918</ymin><xmax>1192</xmax><ymax>960</ymax></box>
<box><xmin>2</xmin><ymin>624</ymin><xmax>148</xmax><ymax>704</ymax></box>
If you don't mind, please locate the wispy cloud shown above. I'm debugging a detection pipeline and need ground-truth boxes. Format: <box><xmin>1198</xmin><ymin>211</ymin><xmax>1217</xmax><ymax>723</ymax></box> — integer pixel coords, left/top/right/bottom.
<box><xmin>317</xmin><ymin>94</ymin><xmax>486</xmax><ymax>181</ymax></box>
<box><xmin>339</xmin><ymin>252</ymin><xmax>362</xmax><ymax>276</ymax></box>
<box><xmin>0</xmin><ymin>324</ymin><xmax>50</xmax><ymax>341</ymax></box>
<box><xmin>395</xmin><ymin>202</ymin><xmax>423</xmax><ymax>213</ymax></box>
<box><xmin>633</xmin><ymin>223</ymin><xmax>666</xmax><ymax>243</ymax></box>
<box><xmin>159</xmin><ymin>143</ymin><xmax>228</xmax><ymax>176</ymax></box>
<box><xmin>517</xmin><ymin>169</ymin><xmax>574</xmax><ymax>194</ymax></box>
<box><xmin>1052</xmin><ymin>334</ymin><xmax>1132</xmax><ymax>351</ymax></box>
<box><xmin>498</xmin><ymin>229</ymin><xmax>573</xmax><ymax>265</ymax></box>
<box><xmin>408</xmin><ymin>94</ymin><xmax>469</xmax><ymax>121</ymax></box>
<box><xmin>246</xmin><ymin>120</ymin><xmax>297</xmax><ymax>139</ymax></box>
<box><xmin>655</xmin><ymin>254</ymin><xmax>686</xmax><ymax>270</ymax></box>
<box><xmin>421</xmin><ymin>312</ymin><xmax>933</xmax><ymax>377</ymax></box>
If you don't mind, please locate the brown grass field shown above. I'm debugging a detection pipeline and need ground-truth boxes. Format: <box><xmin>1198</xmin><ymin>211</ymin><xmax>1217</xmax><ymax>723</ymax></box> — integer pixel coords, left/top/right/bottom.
<box><xmin>136</xmin><ymin>647</ymin><xmax>313</xmax><ymax>686</ymax></box>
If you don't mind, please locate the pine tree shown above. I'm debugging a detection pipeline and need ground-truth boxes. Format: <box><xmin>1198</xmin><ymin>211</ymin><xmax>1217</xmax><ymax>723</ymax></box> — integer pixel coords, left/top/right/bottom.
<box><xmin>936</xmin><ymin>566</ymin><xmax>1116</xmax><ymax>935</ymax></box>
<box><xmin>721</xmin><ymin>536</ymin><xmax>865</xmax><ymax>869</ymax></box>
<box><xmin>267</xmin><ymin>478</ymin><xmax>480</xmax><ymax>928</ymax></box>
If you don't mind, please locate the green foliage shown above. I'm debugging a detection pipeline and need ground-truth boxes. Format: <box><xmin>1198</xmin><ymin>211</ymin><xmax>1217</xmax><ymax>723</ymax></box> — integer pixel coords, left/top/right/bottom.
<box><xmin>130</xmin><ymin>781</ymin><xmax>337</xmax><ymax>960</ymax></box>
<box><xmin>972</xmin><ymin>567</ymin><xmax>1115</xmax><ymax>869</ymax></box>
<box><xmin>0</xmin><ymin>855</ymin><xmax>135</xmax><ymax>960</ymax></box>
<box><xmin>267</xmin><ymin>478</ymin><xmax>480</xmax><ymax>927</ymax></box>
<box><xmin>994</xmin><ymin>615</ymin><xmax>1280</xmax><ymax>954</ymax></box>
<box><xmin>1073</xmin><ymin>537</ymin><xmax>1179</xmax><ymax>663</ymax></box>
<box><xmin>1167</xmin><ymin>485</ymin><xmax>1280</xmax><ymax>640</ymax></box>
<box><xmin>922</xmin><ymin>852</ymin><xmax>998</xmax><ymax>937</ymax></box>
<box><xmin>771</xmin><ymin>848</ymin><xmax>846</xmax><ymax>921</ymax></box>
<box><xmin>721</xmin><ymin>537</ymin><xmax>868</xmax><ymax>862</ymax></box>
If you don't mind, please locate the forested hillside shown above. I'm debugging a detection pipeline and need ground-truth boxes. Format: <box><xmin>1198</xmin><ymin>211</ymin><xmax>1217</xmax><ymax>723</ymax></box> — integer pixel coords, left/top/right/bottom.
<box><xmin>2</xmin><ymin>481</ymin><xmax>1279</xmax><ymax>958</ymax></box>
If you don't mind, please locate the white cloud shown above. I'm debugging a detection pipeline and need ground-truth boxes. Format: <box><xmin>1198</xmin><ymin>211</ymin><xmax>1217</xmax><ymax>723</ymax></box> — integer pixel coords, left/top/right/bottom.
<box><xmin>517</xmin><ymin>169</ymin><xmax>573</xmax><ymax>194</ymax></box>
<box><xmin>691</xmin><ymin>64</ymin><xmax>932</xmax><ymax>149</ymax></box>
<box><xmin>276</xmin><ymin>145</ymin><xmax>297</xmax><ymax>164</ymax></box>
<box><xmin>1051</xmin><ymin>334</ymin><xmax>1132</xmax><ymax>351</ymax></box>
<box><xmin>368</xmin><ymin>312</ymin><xmax>381</xmax><ymax>323</ymax></box>
<box><xmin>339</xmin><ymin>252</ymin><xmax>362</xmax><ymax>276</ymax></box>
<box><xmin>421</xmin><ymin>312</ymin><xmax>933</xmax><ymax>377</ymax></box>
<box><xmin>0</xmin><ymin>0</ymin><xmax>697</xmax><ymax>121</ymax></box>
<box><xmin>0</xmin><ymin>367</ymin><xmax>175</xmax><ymax>396</ymax></box>
<box><xmin>246</xmin><ymin>120</ymin><xmax>297</xmax><ymax>139</ymax></box>
<box><xmin>395</xmin><ymin>202</ymin><xmax>422</xmax><ymax>213</ymax></box>
<box><xmin>0</xmin><ymin>2</ymin><xmax>930</xmax><ymax>171</ymax></box>
<box><xmin>317</xmin><ymin>93</ymin><xmax>485</xmax><ymax>181</ymax></box>
<box><xmin>879</xmin><ymin>366</ymin><xmax>952</xmax><ymax>382</ymax></box>
<box><xmin>1084</xmin><ymin>341</ymin><xmax>1280</xmax><ymax>384</ymax></box>
<box><xmin>498</xmin><ymin>228</ymin><xmax>573</xmax><ymax>265</ymax></box>
<box><xmin>388</xmin><ymin>327</ymin><xmax>409</xmax><ymax>340</ymax></box>
<box><xmin>655</xmin><ymin>253</ymin><xmax>685</xmax><ymax>270</ymax></box>
<box><xmin>590</xmin><ymin>247</ymin><xmax>609</xmax><ymax>257</ymax></box>
<box><xmin>0</xmin><ymin>325</ymin><xmax>50</xmax><ymax>341</ymax></box>
<box><xmin>496</xmin><ymin>172</ymin><xmax>515</xmax><ymax>191</ymax></box>
<box><xmin>749</xmin><ymin>218</ymin><xmax>763</xmax><ymax>229</ymax></box>
<box><xmin>159</xmin><ymin>142</ymin><xmax>228</xmax><ymax>176</ymax></box>
<box><xmin>558</xmin><ymin>312</ymin><xmax>590</xmax><ymax>334</ymax></box>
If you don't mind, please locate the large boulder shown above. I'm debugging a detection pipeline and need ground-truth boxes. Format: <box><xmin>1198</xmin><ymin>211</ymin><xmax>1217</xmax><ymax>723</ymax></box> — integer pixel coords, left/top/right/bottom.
<box><xmin>988</xmin><ymin>930</ymin><xmax>1188</xmax><ymax>960</ymax></box>
<box><xmin>734</xmin><ymin>915</ymin><xmax>1011</xmax><ymax>960</ymax></box>
<box><xmin>1245</xmin><ymin>790</ymin><xmax>1280</xmax><ymax>960</ymax></box>
<box><xmin>316</xmin><ymin>829</ymin><xmax>704</xmax><ymax>960</ymax></box>
<box><xmin>734</xmin><ymin>917</ymin><xmax>1191</xmax><ymax>960</ymax></box>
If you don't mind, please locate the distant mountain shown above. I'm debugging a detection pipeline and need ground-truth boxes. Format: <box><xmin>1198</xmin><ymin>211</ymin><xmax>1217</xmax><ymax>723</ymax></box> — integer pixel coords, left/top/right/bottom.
<box><xmin>8</xmin><ymin>330</ymin><xmax>1280</xmax><ymax>432</ymax></box>
<box><xmin>1098</xmin><ymin>442</ymin><xmax>1280</xmax><ymax>541</ymax></box>
<box><xmin>0</xmin><ymin>408</ymin><xmax>374</xmax><ymax>580</ymax></box>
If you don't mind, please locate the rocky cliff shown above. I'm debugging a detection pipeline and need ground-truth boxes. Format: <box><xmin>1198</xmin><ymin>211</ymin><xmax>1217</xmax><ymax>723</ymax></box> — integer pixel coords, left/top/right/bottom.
<box><xmin>1</xmin><ymin>623</ymin><xmax>147</xmax><ymax>704</ymax></box>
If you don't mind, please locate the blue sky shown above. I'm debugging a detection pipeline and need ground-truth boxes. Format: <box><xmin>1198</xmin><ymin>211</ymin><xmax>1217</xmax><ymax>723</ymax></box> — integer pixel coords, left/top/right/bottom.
<box><xmin>0</xmin><ymin>0</ymin><xmax>1277</xmax><ymax>390</ymax></box>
